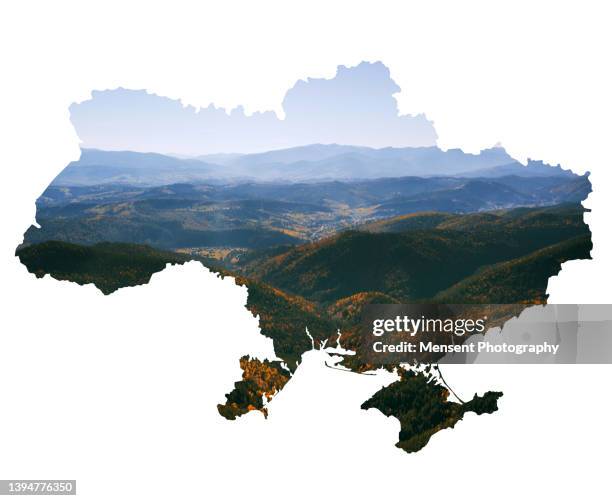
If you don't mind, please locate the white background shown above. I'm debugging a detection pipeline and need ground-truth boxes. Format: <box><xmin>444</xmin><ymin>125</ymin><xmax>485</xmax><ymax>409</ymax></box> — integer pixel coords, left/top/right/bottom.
<box><xmin>1</xmin><ymin>1</ymin><xmax>611</xmax><ymax>499</ymax></box>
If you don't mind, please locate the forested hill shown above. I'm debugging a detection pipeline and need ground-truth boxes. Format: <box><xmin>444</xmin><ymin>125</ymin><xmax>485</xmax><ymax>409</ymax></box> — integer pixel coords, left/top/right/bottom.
<box><xmin>16</xmin><ymin>241</ymin><xmax>192</xmax><ymax>294</ymax></box>
<box><xmin>242</xmin><ymin>204</ymin><xmax>590</xmax><ymax>304</ymax></box>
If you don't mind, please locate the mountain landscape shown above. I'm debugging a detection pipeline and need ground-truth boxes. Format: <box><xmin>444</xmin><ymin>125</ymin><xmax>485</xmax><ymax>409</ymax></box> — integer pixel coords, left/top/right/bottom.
<box><xmin>30</xmin><ymin>147</ymin><xmax>590</xmax><ymax>253</ymax></box>
<box><xmin>52</xmin><ymin>144</ymin><xmax>576</xmax><ymax>185</ymax></box>
<box><xmin>18</xmin><ymin>144</ymin><xmax>593</xmax><ymax>453</ymax></box>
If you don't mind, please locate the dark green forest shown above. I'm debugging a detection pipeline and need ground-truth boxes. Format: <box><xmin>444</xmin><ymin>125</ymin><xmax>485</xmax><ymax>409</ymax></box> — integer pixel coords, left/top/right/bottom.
<box><xmin>17</xmin><ymin>203</ymin><xmax>591</xmax><ymax>453</ymax></box>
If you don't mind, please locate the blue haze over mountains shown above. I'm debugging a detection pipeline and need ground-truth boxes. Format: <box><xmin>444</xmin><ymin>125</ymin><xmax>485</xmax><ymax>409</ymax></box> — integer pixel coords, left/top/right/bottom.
<box><xmin>41</xmin><ymin>143</ymin><xmax>590</xmax><ymax>224</ymax></box>
<box><xmin>53</xmin><ymin>59</ymin><xmax>587</xmax><ymax>214</ymax></box>
<box><xmin>33</xmin><ymin>60</ymin><xmax>590</xmax><ymax>250</ymax></box>
<box><xmin>53</xmin><ymin>144</ymin><xmax>577</xmax><ymax>185</ymax></box>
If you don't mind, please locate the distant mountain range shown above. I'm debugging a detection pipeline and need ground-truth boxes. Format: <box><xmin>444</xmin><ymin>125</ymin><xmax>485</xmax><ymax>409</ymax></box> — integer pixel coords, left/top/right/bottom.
<box><xmin>29</xmin><ymin>170</ymin><xmax>590</xmax><ymax>251</ymax></box>
<box><xmin>51</xmin><ymin>144</ymin><xmax>576</xmax><ymax>186</ymax></box>
<box><xmin>52</xmin><ymin>149</ymin><xmax>220</xmax><ymax>186</ymax></box>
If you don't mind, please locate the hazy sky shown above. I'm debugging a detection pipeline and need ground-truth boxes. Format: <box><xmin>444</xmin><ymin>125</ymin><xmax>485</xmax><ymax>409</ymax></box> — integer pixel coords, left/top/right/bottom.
<box><xmin>70</xmin><ymin>62</ymin><xmax>438</xmax><ymax>156</ymax></box>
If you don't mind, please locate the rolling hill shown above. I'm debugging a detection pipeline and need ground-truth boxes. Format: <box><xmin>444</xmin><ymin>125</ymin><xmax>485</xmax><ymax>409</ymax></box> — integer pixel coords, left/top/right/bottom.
<box><xmin>241</xmin><ymin>204</ymin><xmax>590</xmax><ymax>304</ymax></box>
<box><xmin>434</xmin><ymin>235</ymin><xmax>592</xmax><ymax>303</ymax></box>
<box><xmin>16</xmin><ymin>241</ymin><xmax>191</xmax><ymax>294</ymax></box>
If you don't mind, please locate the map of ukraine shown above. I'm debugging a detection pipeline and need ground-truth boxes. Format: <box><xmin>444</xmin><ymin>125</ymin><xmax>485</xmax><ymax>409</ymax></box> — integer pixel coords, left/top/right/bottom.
<box><xmin>16</xmin><ymin>62</ymin><xmax>592</xmax><ymax>453</ymax></box>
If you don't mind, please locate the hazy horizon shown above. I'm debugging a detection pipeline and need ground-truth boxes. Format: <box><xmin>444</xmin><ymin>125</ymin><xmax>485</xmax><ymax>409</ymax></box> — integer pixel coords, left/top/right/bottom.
<box><xmin>79</xmin><ymin>142</ymin><xmax>511</xmax><ymax>160</ymax></box>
